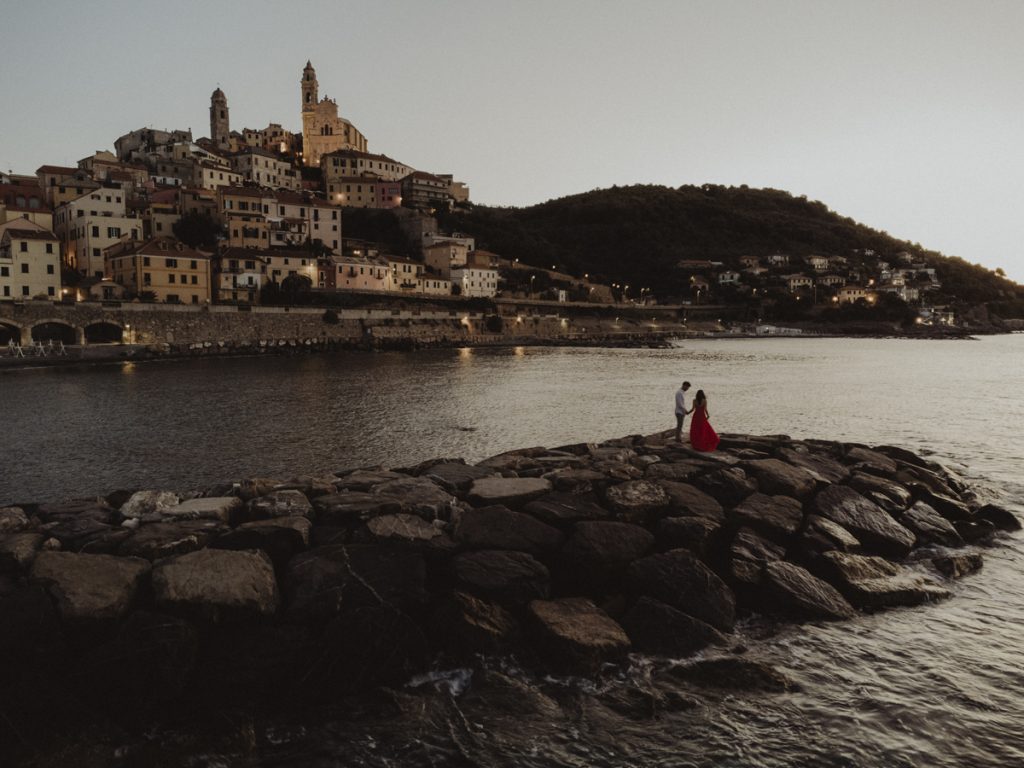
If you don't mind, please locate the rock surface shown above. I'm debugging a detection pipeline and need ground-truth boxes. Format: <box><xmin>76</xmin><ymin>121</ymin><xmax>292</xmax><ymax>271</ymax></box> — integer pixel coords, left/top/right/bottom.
<box><xmin>31</xmin><ymin>551</ymin><xmax>150</xmax><ymax>621</ymax></box>
<box><xmin>528</xmin><ymin>597</ymin><xmax>630</xmax><ymax>674</ymax></box>
<box><xmin>812</xmin><ymin>485</ymin><xmax>916</xmax><ymax>558</ymax></box>
<box><xmin>153</xmin><ymin>548</ymin><xmax>279</xmax><ymax>622</ymax></box>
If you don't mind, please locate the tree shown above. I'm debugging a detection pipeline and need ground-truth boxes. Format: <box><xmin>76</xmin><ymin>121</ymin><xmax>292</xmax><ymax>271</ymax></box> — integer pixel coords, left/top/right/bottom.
<box><xmin>173</xmin><ymin>211</ymin><xmax>222</xmax><ymax>250</ymax></box>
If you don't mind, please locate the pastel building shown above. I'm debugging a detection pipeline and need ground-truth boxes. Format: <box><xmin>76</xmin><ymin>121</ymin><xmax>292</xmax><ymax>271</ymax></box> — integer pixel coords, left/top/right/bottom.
<box><xmin>300</xmin><ymin>61</ymin><xmax>368</xmax><ymax>167</ymax></box>
<box><xmin>53</xmin><ymin>188</ymin><xmax>142</xmax><ymax>278</ymax></box>
<box><xmin>105</xmin><ymin>237</ymin><xmax>211</xmax><ymax>304</ymax></box>
<box><xmin>0</xmin><ymin>229</ymin><xmax>62</xmax><ymax>300</ymax></box>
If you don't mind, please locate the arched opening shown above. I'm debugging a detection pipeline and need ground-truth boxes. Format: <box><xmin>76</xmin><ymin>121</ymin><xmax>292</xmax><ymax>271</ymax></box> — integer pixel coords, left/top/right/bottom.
<box><xmin>0</xmin><ymin>322</ymin><xmax>21</xmax><ymax>345</ymax></box>
<box><xmin>31</xmin><ymin>322</ymin><xmax>76</xmax><ymax>345</ymax></box>
<box><xmin>84</xmin><ymin>322</ymin><xmax>123</xmax><ymax>344</ymax></box>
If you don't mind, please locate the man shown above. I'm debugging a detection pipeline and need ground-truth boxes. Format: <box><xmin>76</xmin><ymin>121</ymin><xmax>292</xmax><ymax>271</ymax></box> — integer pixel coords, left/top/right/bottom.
<box><xmin>674</xmin><ymin>381</ymin><xmax>692</xmax><ymax>442</ymax></box>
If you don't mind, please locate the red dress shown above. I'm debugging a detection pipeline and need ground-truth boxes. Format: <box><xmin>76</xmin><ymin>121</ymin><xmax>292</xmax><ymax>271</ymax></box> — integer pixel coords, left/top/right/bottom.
<box><xmin>689</xmin><ymin>404</ymin><xmax>720</xmax><ymax>452</ymax></box>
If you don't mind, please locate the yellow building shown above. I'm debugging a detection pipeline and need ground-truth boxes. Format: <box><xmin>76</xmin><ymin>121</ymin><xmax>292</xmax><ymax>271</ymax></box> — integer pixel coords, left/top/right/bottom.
<box><xmin>105</xmin><ymin>237</ymin><xmax>211</xmax><ymax>304</ymax></box>
<box><xmin>300</xmin><ymin>61</ymin><xmax>368</xmax><ymax>167</ymax></box>
<box><xmin>0</xmin><ymin>229</ymin><xmax>62</xmax><ymax>300</ymax></box>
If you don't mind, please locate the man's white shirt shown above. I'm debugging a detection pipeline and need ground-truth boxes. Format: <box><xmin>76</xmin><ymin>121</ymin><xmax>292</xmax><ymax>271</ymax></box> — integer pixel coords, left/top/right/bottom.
<box><xmin>675</xmin><ymin>388</ymin><xmax>687</xmax><ymax>415</ymax></box>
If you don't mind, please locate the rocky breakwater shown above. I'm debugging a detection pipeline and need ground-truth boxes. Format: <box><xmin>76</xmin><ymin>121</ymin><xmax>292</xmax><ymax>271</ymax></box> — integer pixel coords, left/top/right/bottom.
<box><xmin>0</xmin><ymin>433</ymin><xmax>1019</xmax><ymax>746</ymax></box>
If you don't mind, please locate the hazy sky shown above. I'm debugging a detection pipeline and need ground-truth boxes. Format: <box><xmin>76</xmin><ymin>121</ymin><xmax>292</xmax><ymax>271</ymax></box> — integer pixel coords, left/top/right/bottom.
<box><xmin>3</xmin><ymin>1</ymin><xmax>1022</xmax><ymax>280</ymax></box>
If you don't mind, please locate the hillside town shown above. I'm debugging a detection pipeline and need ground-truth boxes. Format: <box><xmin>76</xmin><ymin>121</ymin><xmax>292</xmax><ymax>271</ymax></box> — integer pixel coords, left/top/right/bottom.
<box><xmin>1</xmin><ymin>61</ymin><xmax>957</xmax><ymax>333</ymax></box>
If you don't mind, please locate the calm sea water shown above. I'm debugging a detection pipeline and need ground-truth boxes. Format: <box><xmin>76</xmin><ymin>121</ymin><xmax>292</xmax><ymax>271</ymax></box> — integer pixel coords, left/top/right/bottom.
<box><xmin>2</xmin><ymin>336</ymin><xmax>1023</xmax><ymax>766</ymax></box>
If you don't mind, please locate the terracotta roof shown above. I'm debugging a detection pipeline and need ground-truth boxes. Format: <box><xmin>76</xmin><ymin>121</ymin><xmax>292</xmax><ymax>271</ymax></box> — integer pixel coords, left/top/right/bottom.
<box><xmin>403</xmin><ymin>171</ymin><xmax>444</xmax><ymax>182</ymax></box>
<box><xmin>220</xmin><ymin>186</ymin><xmax>274</xmax><ymax>198</ymax></box>
<box><xmin>321</xmin><ymin>148</ymin><xmax>405</xmax><ymax>165</ymax></box>
<box><xmin>36</xmin><ymin>165</ymin><xmax>79</xmax><ymax>175</ymax></box>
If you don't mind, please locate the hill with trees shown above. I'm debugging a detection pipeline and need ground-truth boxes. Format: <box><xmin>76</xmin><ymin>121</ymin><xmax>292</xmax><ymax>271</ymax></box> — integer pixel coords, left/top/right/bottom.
<box><xmin>435</xmin><ymin>185</ymin><xmax>1023</xmax><ymax>319</ymax></box>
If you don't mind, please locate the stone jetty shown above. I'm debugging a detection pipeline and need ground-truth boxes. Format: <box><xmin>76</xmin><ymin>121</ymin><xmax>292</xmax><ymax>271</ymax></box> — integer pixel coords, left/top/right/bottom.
<box><xmin>0</xmin><ymin>432</ymin><xmax>1018</xmax><ymax>742</ymax></box>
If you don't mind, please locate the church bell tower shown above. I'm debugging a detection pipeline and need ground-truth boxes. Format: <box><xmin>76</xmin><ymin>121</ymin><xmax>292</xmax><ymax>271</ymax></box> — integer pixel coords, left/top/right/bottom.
<box><xmin>210</xmin><ymin>88</ymin><xmax>229</xmax><ymax>151</ymax></box>
<box><xmin>301</xmin><ymin>60</ymin><xmax>318</xmax><ymax>111</ymax></box>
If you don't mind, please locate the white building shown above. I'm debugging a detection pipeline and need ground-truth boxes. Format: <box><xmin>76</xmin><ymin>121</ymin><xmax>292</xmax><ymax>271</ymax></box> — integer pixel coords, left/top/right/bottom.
<box><xmin>53</xmin><ymin>188</ymin><xmax>142</xmax><ymax>278</ymax></box>
<box><xmin>452</xmin><ymin>265</ymin><xmax>498</xmax><ymax>297</ymax></box>
<box><xmin>0</xmin><ymin>228</ymin><xmax>62</xmax><ymax>300</ymax></box>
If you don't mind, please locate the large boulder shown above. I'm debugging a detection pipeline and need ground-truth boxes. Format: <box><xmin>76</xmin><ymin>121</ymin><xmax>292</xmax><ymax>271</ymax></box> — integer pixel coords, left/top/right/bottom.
<box><xmin>644</xmin><ymin>460</ymin><xmax>717</xmax><ymax>482</ymax></box>
<box><xmin>915</xmin><ymin>488</ymin><xmax>972</xmax><ymax>522</ymax></box>
<box><xmin>0</xmin><ymin>507</ymin><xmax>30</xmax><ymax>533</ymax></box>
<box><xmin>285</xmin><ymin>544</ymin><xmax>427</xmax><ymax>622</ymax></box>
<box><xmin>844</xmin><ymin>446</ymin><xmax>898</xmax><ymax>476</ymax></box>
<box><xmin>161</xmin><ymin>497</ymin><xmax>242</xmax><ymax>524</ymax></box>
<box><xmin>466</xmin><ymin>477</ymin><xmax>552</xmax><ymax>508</ymax></box>
<box><xmin>542</xmin><ymin>467</ymin><xmax>609</xmax><ymax>494</ymax></box>
<box><xmin>932</xmin><ymin>553</ymin><xmax>984</xmax><ymax>579</ymax></box>
<box><xmin>621</xmin><ymin>596</ymin><xmax>727</xmax><ymax>657</ymax></box>
<box><xmin>820</xmin><ymin>551</ymin><xmax>949</xmax><ymax>609</ymax></box>
<box><xmin>359</xmin><ymin>513</ymin><xmax>455</xmax><ymax>553</ymax></box>
<box><xmin>655</xmin><ymin>482</ymin><xmax>725</xmax><ymax>522</ymax></box>
<box><xmin>730</xmin><ymin>527</ymin><xmax>785</xmax><ymax>586</ymax></box>
<box><xmin>975</xmin><ymin>504</ymin><xmax>1021</xmax><ymax>532</ymax></box>
<box><xmin>120</xmin><ymin>490</ymin><xmax>180</xmax><ymax>520</ymax></box>
<box><xmin>603</xmin><ymin>480</ymin><xmax>670</xmax><ymax>523</ymax></box>
<box><xmin>429</xmin><ymin>591</ymin><xmax>519</xmax><ymax>656</ymax></box>
<box><xmin>212</xmin><ymin>516</ymin><xmax>312</xmax><ymax>568</ymax></box>
<box><xmin>334</xmin><ymin>469</ymin><xmax>409</xmax><ymax>492</ymax></box>
<box><xmin>119</xmin><ymin>520</ymin><xmax>224</xmax><ymax>561</ymax></box>
<box><xmin>527</xmin><ymin>597</ymin><xmax>630</xmax><ymax>674</ymax></box>
<box><xmin>452</xmin><ymin>505</ymin><xmax>563</xmax><ymax>555</ymax></box>
<box><xmin>626</xmin><ymin>550</ymin><xmax>736</xmax><ymax>632</ymax></box>
<box><xmin>799</xmin><ymin>515</ymin><xmax>860</xmax><ymax>558</ymax></box>
<box><xmin>812</xmin><ymin>485</ymin><xmax>915</xmax><ymax>558</ymax></box>
<box><xmin>558</xmin><ymin>521</ymin><xmax>654</xmax><ymax>592</ymax></box>
<box><xmin>30</xmin><ymin>551</ymin><xmax>150</xmax><ymax>622</ymax></box>
<box><xmin>421</xmin><ymin>463</ymin><xmax>497</xmax><ymax>493</ymax></box>
<box><xmin>847</xmin><ymin>472</ymin><xmax>912</xmax><ymax>514</ymax></box>
<box><xmin>313</xmin><ymin>492</ymin><xmax>403</xmax><ymax>525</ymax></box>
<box><xmin>243</xmin><ymin>490</ymin><xmax>313</xmax><ymax>522</ymax></box>
<box><xmin>743</xmin><ymin>459</ymin><xmax>817</xmax><ymax>499</ymax></box>
<box><xmin>523</xmin><ymin>493</ymin><xmax>611</xmax><ymax>526</ymax></box>
<box><xmin>657</xmin><ymin>516</ymin><xmax>721</xmax><ymax>559</ymax></box>
<box><xmin>730</xmin><ymin>493</ymin><xmax>804</xmax><ymax>538</ymax></box>
<box><xmin>693</xmin><ymin>467</ymin><xmax>757</xmax><ymax>507</ymax></box>
<box><xmin>901</xmin><ymin>501</ymin><xmax>963</xmax><ymax>548</ymax></box>
<box><xmin>669</xmin><ymin>657</ymin><xmax>796</xmax><ymax>692</ymax></box>
<box><xmin>763</xmin><ymin>560</ymin><xmax>855</xmax><ymax>620</ymax></box>
<box><xmin>371</xmin><ymin>477</ymin><xmax>455</xmax><ymax>519</ymax></box>
<box><xmin>776</xmin><ymin>447</ymin><xmax>851</xmax><ymax>484</ymax></box>
<box><xmin>0</xmin><ymin>532</ymin><xmax>45</xmax><ymax>572</ymax></box>
<box><xmin>153</xmin><ymin>548</ymin><xmax>279</xmax><ymax>622</ymax></box>
<box><xmin>452</xmin><ymin>549</ymin><xmax>550</xmax><ymax>605</ymax></box>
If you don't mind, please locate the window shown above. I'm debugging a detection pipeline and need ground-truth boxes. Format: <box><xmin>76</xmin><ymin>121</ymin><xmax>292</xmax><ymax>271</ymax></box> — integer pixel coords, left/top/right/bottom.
<box><xmin>93</xmin><ymin>248</ymin><xmax>100</xmax><ymax>258</ymax></box>
<box><xmin>2</xmin><ymin>286</ymin><xmax>7</xmax><ymax>296</ymax></box>
<box><xmin>107</xmin><ymin>227</ymin><xmax>120</xmax><ymax>238</ymax></box>
<box><xmin>22</xmin><ymin>286</ymin><xmax>29</xmax><ymax>296</ymax></box>
<box><xmin>46</xmin><ymin>243</ymin><xmax>53</xmax><ymax>254</ymax></box>
<box><xmin>191</xmin><ymin>295</ymin><xmax>199</xmax><ymax>304</ymax></box>
<box><xmin>190</xmin><ymin>260</ymin><xmax>197</xmax><ymax>269</ymax></box>
<box><xmin>0</xmin><ymin>267</ymin><xmax>7</xmax><ymax>276</ymax></box>
<box><xmin>19</xmin><ymin>241</ymin><xmax>27</xmax><ymax>252</ymax></box>
<box><xmin>143</xmin><ymin>273</ymin><xmax>151</xmax><ymax>284</ymax></box>
<box><xmin>48</xmin><ymin>286</ymin><xmax>55</xmax><ymax>296</ymax></box>
<box><xmin>143</xmin><ymin>256</ymin><xmax>150</xmax><ymax>266</ymax></box>
<box><xmin>47</xmin><ymin>264</ymin><xmax>54</xmax><ymax>275</ymax></box>
<box><xmin>191</xmin><ymin>275</ymin><xmax>197</xmax><ymax>285</ymax></box>
<box><xmin>21</xmin><ymin>263</ymin><xmax>28</xmax><ymax>273</ymax></box>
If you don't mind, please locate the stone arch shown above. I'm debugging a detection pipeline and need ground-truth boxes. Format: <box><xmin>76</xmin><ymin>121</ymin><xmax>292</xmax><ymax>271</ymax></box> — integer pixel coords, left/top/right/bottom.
<box><xmin>83</xmin><ymin>321</ymin><xmax>124</xmax><ymax>344</ymax></box>
<box><xmin>30</xmin><ymin>319</ymin><xmax>77</xmax><ymax>345</ymax></box>
<box><xmin>0</xmin><ymin>320</ymin><xmax>22</xmax><ymax>345</ymax></box>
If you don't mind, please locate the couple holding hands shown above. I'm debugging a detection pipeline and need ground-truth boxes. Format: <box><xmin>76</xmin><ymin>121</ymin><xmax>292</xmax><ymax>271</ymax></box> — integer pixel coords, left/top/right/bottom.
<box><xmin>673</xmin><ymin>380</ymin><xmax>719</xmax><ymax>452</ymax></box>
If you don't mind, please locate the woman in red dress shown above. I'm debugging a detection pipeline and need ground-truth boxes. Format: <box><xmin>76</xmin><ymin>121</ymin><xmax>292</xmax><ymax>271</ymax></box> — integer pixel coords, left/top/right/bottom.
<box><xmin>689</xmin><ymin>389</ymin><xmax>720</xmax><ymax>452</ymax></box>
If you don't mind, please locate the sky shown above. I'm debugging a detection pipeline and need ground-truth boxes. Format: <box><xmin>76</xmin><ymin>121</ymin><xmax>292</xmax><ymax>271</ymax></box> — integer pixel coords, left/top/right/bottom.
<box><xmin>3</xmin><ymin>0</ymin><xmax>1022</xmax><ymax>281</ymax></box>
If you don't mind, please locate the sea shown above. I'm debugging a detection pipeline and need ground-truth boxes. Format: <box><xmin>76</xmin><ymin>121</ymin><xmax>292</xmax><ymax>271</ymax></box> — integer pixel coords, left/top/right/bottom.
<box><xmin>1</xmin><ymin>335</ymin><xmax>1022</xmax><ymax>766</ymax></box>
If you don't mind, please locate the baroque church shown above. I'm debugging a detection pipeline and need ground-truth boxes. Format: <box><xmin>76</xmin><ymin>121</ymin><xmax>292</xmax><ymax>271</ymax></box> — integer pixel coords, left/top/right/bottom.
<box><xmin>300</xmin><ymin>61</ymin><xmax>368</xmax><ymax>167</ymax></box>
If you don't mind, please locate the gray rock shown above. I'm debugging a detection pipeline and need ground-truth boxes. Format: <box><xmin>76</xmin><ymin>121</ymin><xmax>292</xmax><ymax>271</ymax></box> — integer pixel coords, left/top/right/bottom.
<box><xmin>626</xmin><ymin>549</ymin><xmax>736</xmax><ymax>632</ymax></box>
<box><xmin>371</xmin><ymin>477</ymin><xmax>456</xmax><ymax>519</ymax></box>
<box><xmin>119</xmin><ymin>520</ymin><xmax>223</xmax><ymax>561</ymax></box>
<box><xmin>621</xmin><ymin>596</ymin><xmax>728</xmax><ymax>657</ymax></box>
<box><xmin>236</xmin><ymin>477</ymin><xmax>277</xmax><ymax>501</ymax></box>
<box><xmin>523</xmin><ymin>493</ymin><xmax>611</xmax><ymax>526</ymax></box>
<box><xmin>361</xmin><ymin>513</ymin><xmax>454</xmax><ymax>551</ymax></box>
<box><xmin>657</xmin><ymin>516</ymin><xmax>721</xmax><ymax>558</ymax></box>
<box><xmin>0</xmin><ymin>532</ymin><xmax>45</xmax><ymax>572</ymax></box>
<box><xmin>0</xmin><ymin>507</ymin><xmax>29</xmax><ymax>533</ymax></box>
<box><xmin>901</xmin><ymin>501</ymin><xmax>964</xmax><ymax>547</ymax></box>
<box><xmin>274</xmin><ymin>475</ymin><xmax>336</xmax><ymax>498</ymax></box>
<box><xmin>730</xmin><ymin>527</ymin><xmax>786</xmax><ymax>586</ymax></box>
<box><xmin>844</xmin><ymin>446</ymin><xmax>898</xmax><ymax>476</ymax></box>
<box><xmin>466</xmin><ymin>477</ymin><xmax>553</xmax><ymax>508</ymax></box>
<box><xmin>932</xmin><ymin>553</ymin><xmax>984</xmax><ymax>578</ymax></box>
<box><xmin>975</xmin><ymin>504</ymin><xmax>1022</xmax><ymax>532</ymax></box>
<box><xmin>763</xmin><ymin>560</ymin><xmax>855</xmax><ymax>620</ymax></box>
<box><xmin>776</xmin><ymin>447</ymin><xmax>851</xmax><ymax>484</ymax></box>
<box><xmin>313</xmin><ymin>492</ymin><xmax>404</xmax><ymax>525</ymax></box>
<box><xmin>954</xmin><ymin>519</ymin><xmax>997</xmax><ymax>543</ymax></box>
<box><xmin>452</xmin><ymin>549</ymin><xmax>550</xmax><ymax>604</ymax></box>
<box><xmin>285</xmin><ymin>544</ymin><xmax>427</xmax><ymax>621</ymax></box>
<box><xmin>528</xmin><ymin>597</ymin><xmax>630</xmax><ymax>674</ymax></box>
<box><xmin>430</xmin><ymin>591</ymin><xmax>519</xmax><ymax>655</ymax></box>
<box><xmin>730</xmin><ymin>493</ymin><xmax>804</xmax><ymax>537</ymax></box>
<box><xmin>162</xmin><ymin>497</ymin><xmax>242</xmax><ymax>524</ymax></box>
<box><xmin>603</xmin><ymin>480</ymin><xmax>670</xmax><ymax>523</ymax></box>
<box><xmin>542</xmin><ymin>467</ymin><xmax>609</xmax><ymax>494</ymax></box>
<box><xmin>120</xmin><ymin>490</ymin><xmax>181</xmax><ymax>520</ymax></box>
<box><xmin>243</xmin><ymin>489</ymin><xmax>313</xmax><ymax>522</ymax></box>
<box><xmin>848</xmin><ymin>471</ymin><xmax>912</xmax><ymax>513</ymax></box>
<box><xmin>916</xmin><ymin>488</ymin><xmax>973</xmax><ymax>522</ymax></box>
<box><xmin>645</xmin><ymin>460</ymin><xmax>717</xmax><ymax>482</ymax></box>
<box><xmin>30</xmin><ymin>551</ymin><xmax>150</xmax><ymax>622</ymax></box>
<box><xmin>591</xmin><ymin>459</ymin><xmax>644</xmax><ymax>482</ymax></box>
<box><xmin>655</xmin><ymin>481</ymin><xmax>725</xmax><ymax>522</ymax></box>
<box><xmin>422</xmin><ymin>463</ymin><xmax>498</xmax><ymax>493</ymax></box>
<box><xmin>476</xmin><ymin>449</ymin><xmax>546</xmax><ymax>474</ymax></box>
<box><xmin>213</xmin><ymin>516</ymin><xmax>312</xmax><ymax>567</ymax></box>
<box><xmin>669</xmin><ymin>657</ymin><xmax>796</xmax><ymax>692</ymax></box>
<box><xmin>743</xmin><ymin>459</ymin><xmax>818</xmax><ymax>498</ymax></box>
<box><xmin>820</xmin><ymin>551</ymin><xmax>950</xmax><ymax>609</ymax></box>
<box><xmin>800</xmin><ymin>514</ymin><xmax>860</xmax><ymax>556</ymax></box>
<box><xmin>153</xmin><ymin>548</ymin><xmax>279</xmax><ymax>622</ymax></box>
<box><xmin>812</xmin><ymin>485</ymin><xmax>915</xmax><ymax>558</ymax></box>
<box><xmin>335</xmin><ymin>469</ymin><xmax>409</xmax><ymax>492</ymax></box>
<box><xmin>453</xmin><ymin>505</ymin><xmax>563</xmax><ymax>555</ymax></box>
<box><xmin>693</xmin><ymin>467</ymin><xmax>758</xmax><ymax>507</ymax></box>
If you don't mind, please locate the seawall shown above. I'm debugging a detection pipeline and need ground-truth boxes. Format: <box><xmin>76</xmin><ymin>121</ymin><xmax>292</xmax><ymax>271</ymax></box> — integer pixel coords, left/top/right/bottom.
<box><xmin>0</xmin><ymin>429</ymin><xmax>1018</xmax><ymax>757</ymax></box>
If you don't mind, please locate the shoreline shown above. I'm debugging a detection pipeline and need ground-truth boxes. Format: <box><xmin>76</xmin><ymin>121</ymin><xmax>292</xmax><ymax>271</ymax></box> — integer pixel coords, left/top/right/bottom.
<box><xmin>1</xmin><ymin>429</ymin><xmax>1018</xmax><ymax>760</ymax></box>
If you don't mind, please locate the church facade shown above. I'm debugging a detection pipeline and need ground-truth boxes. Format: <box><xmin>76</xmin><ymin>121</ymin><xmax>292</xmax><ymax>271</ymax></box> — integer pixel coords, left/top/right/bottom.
<box><xmin>300</xmin><ymin>61</ymin><xmax>368</xmax><ymax>167</ymax></box>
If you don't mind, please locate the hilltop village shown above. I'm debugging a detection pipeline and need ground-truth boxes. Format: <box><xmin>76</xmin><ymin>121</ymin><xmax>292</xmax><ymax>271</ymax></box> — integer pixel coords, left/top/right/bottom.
<box><xmin>0</xmin><ymin>60</ymin><xmax>984</xmax><ymax>341</ymax></box>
